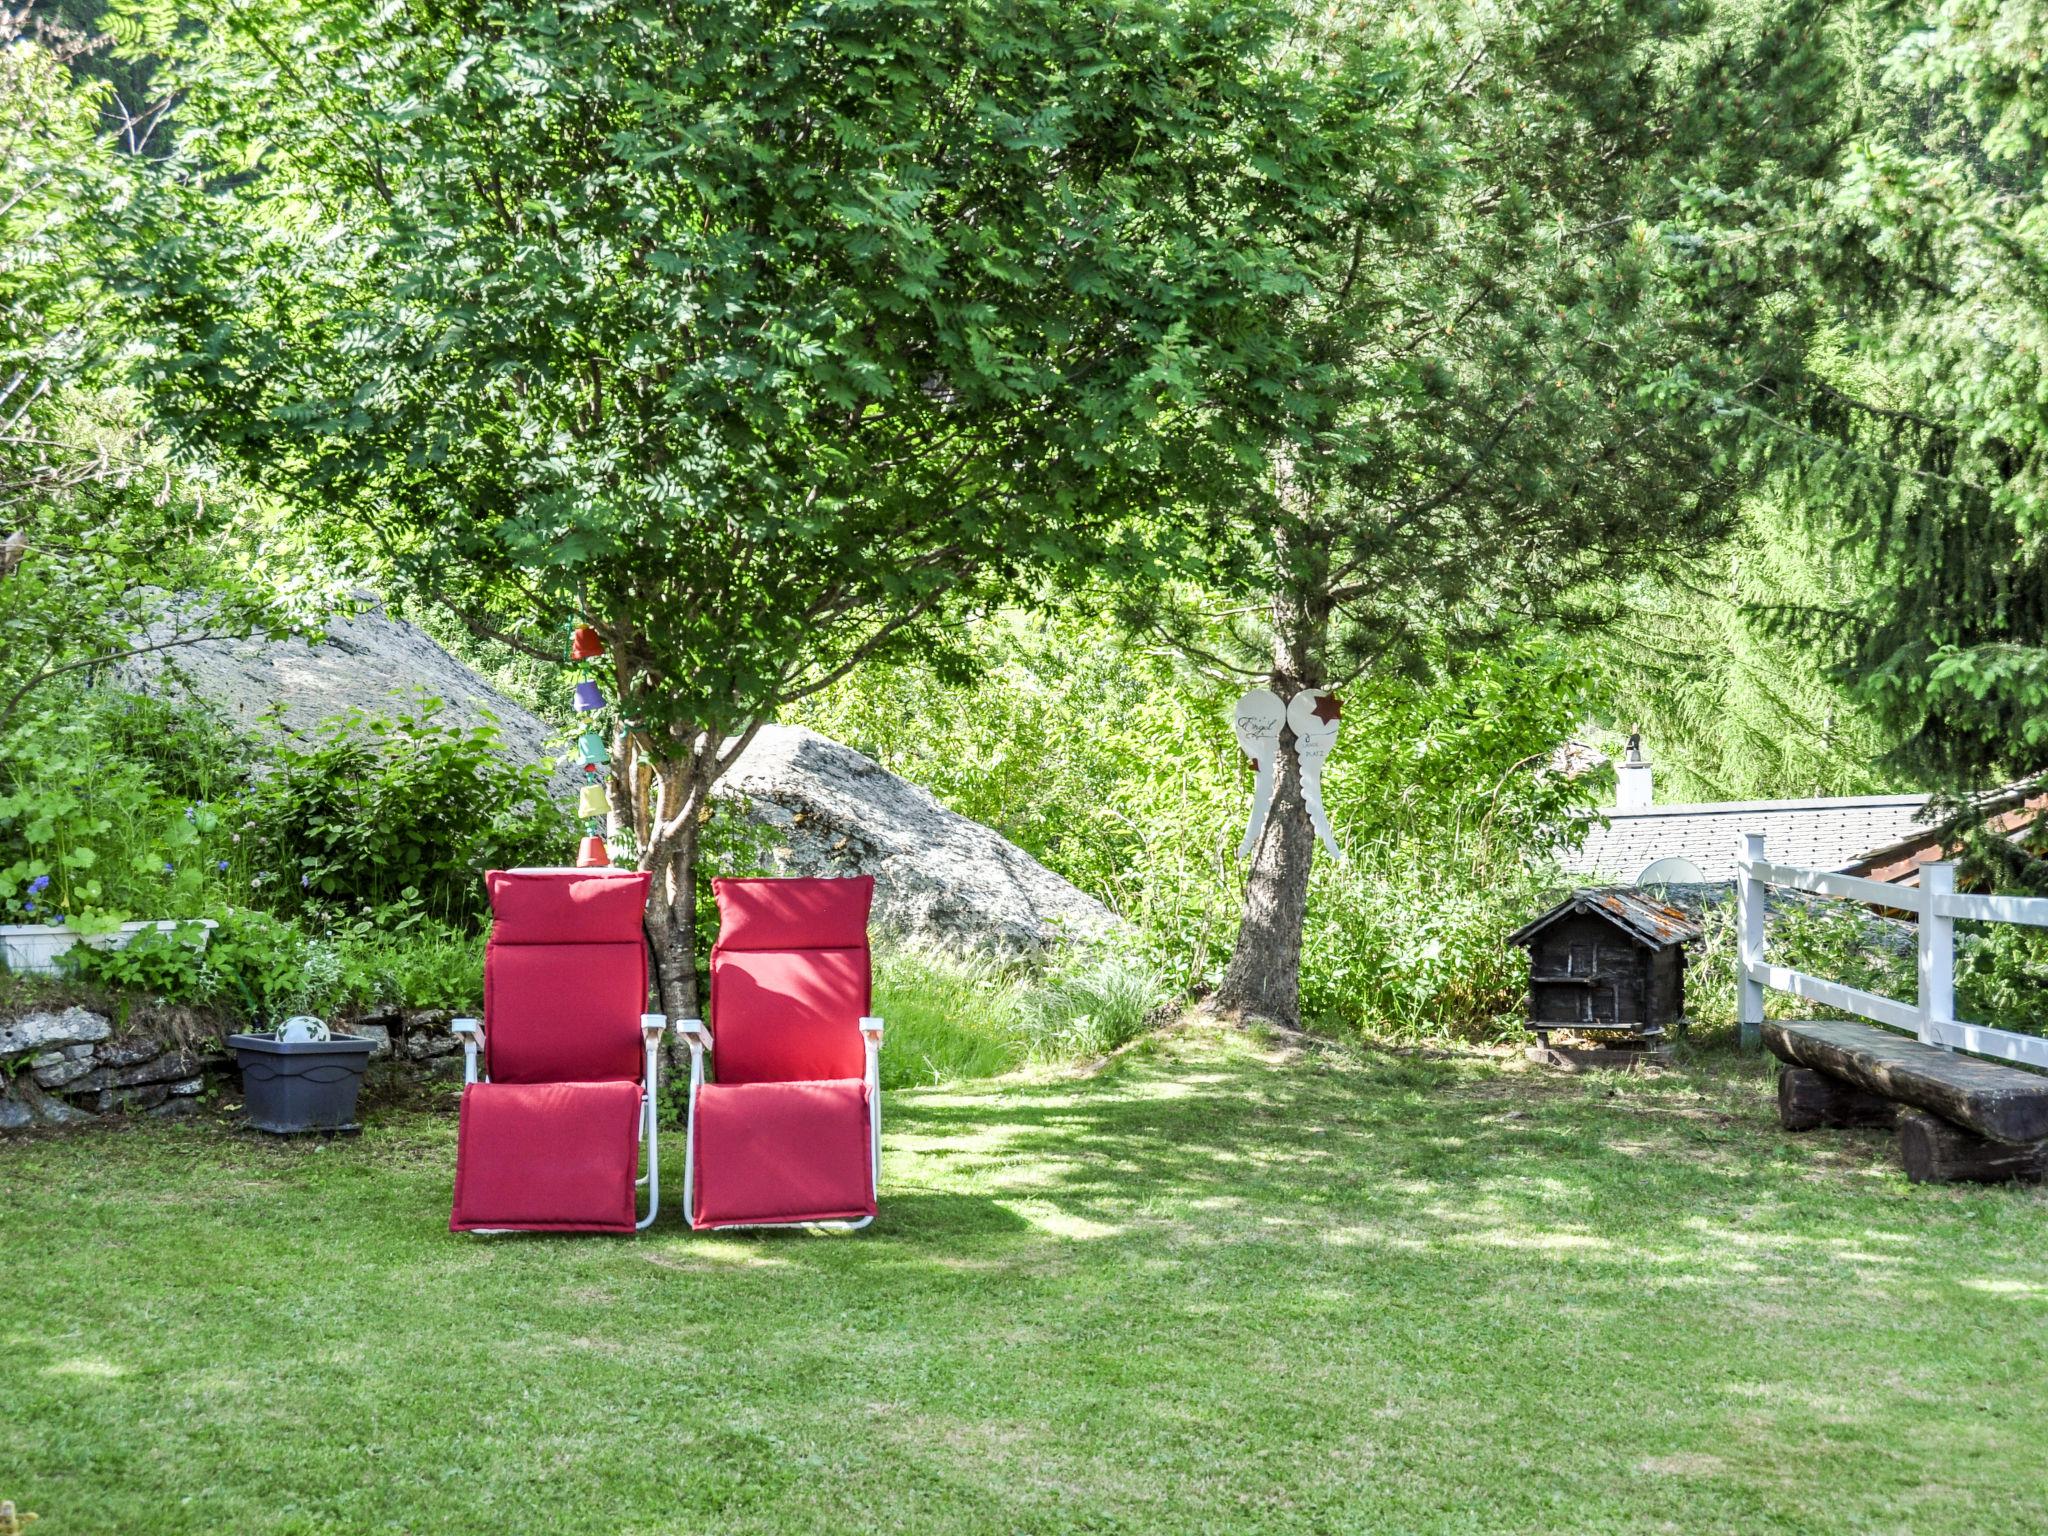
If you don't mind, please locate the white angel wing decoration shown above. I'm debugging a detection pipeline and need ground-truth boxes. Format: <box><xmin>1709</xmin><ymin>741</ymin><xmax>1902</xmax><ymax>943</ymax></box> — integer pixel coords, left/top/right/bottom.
<box><xmin>1285</xmin><ymin>688</ymin><xmax>1345</xmax><ymax>863</ymax></box>
<box><xmin>1232</xmin><ymin>688</ymin><xmax>1287</xmax><ymax>859</ymax></box>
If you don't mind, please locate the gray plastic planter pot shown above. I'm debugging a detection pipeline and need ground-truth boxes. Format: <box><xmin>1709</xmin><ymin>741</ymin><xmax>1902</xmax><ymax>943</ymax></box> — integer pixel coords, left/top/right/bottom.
<box><xmin>226</xmin><ymin>1033</ymin><xmax>375</xmax><ymax>1134</ymax></box>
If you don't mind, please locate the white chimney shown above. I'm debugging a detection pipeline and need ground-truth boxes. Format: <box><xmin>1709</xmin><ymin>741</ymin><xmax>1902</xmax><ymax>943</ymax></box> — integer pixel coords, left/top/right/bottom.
<box><xmin>1615</xmin><ymin>731</ymin><xmax>1653</xmax><ymax>811</ymax></box>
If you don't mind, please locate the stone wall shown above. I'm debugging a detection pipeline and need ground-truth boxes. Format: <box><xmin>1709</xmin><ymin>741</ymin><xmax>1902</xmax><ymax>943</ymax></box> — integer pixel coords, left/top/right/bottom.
<box><xmin>0</xmin><ymin>1006</ymin><xmax>213</xmax><ymax>1128</ymax></box>
<box><xmin>0</xmin><ymin>999</ymin><xmax>467</xmax><ymax>1132</ymax></box>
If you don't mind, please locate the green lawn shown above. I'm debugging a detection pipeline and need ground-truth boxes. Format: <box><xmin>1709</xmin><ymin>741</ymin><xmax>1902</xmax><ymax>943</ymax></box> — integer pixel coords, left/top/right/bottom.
<box><xmin>5</xmin><ymin>1027</ymin><xmax>2046</xmax><ymax>1534</ymax></box>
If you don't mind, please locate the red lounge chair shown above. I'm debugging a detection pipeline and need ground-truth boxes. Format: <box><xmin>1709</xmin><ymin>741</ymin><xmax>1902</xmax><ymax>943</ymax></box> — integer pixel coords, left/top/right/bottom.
<box><xmin>449</xmin><ymin>868</ymin><xmax>666</xmax><ymax>1234</ymax></box>
<box><xmin>680</xmin><ymin>875</ymin><xmax>883</xmax><ymax>1230</ymax></box>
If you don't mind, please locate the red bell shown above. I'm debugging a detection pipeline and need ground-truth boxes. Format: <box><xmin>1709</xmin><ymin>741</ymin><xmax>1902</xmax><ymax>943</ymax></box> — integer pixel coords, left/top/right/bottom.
<box><xmin>570</xmin><ymin>625</ymin><xmax>605</xmax><ymax>661</ymax></box>
<box><xmin>575</xmin><ymin>834</ymin><xmax>610</xmax><ymax>869</ymax></box>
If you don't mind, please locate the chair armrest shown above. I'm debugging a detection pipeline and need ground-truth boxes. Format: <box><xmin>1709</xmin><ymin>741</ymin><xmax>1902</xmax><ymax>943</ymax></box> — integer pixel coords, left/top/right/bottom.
<box><xmin>453</xmin><ymin>1018</ymin><xmax>483</xmax><ymax>1086</ymax></box>
<box><xmin>859</xmin><ymin>1016</ymin><xmax>884</xmax><ymax>1042</ymax></box>
<box><xmin>677</xmin><ymin>1018</ymin><xmax>710</xmax><ymax>1051</ymax></box>
<box><xmin>640</xmin><ymin>1012</ymin><xmax>668</xmax><ymax>1041</ymax></box>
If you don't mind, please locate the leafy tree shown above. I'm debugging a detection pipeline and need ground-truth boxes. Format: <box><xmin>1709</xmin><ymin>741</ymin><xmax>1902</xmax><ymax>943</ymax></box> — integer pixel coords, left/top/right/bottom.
<box><xmin>1585</xmin><ymin>487</ymin><xmax>1906</xmax><ymax>803</ymax></box>
<box><xmin>1</xmin><ymin>22</ymin><xmax>308</xmax><ymax>754</ymax></box>
<box><xmin>1734</xmin><ymin>0</ymin><xmax>2048</xmax><ymax>803</ymax></box>
<box><xmin>1164</xmin><ymin>0</ymin><xmax>1850</xmax><ymax>1027</ymax></box>
<box><xmin>115</xmin><ymin>0</ymin><xmax>1421</xmax><ymax>1025</ymax></box>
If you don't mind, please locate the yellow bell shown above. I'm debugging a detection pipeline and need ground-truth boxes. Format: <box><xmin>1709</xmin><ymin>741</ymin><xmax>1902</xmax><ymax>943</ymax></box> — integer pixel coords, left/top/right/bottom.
<box><xmin>577</xmin><ymin>783</ymin><xmax>609</xmax><ymax>818</ymax></box>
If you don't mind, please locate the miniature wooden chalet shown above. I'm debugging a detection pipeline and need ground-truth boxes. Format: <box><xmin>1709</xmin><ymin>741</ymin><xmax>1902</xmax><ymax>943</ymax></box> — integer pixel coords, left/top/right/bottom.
<box><xmin>1508</xmin><ymin>889</ymin><xmax>1699</xmax><ymax>1053</ymax></box>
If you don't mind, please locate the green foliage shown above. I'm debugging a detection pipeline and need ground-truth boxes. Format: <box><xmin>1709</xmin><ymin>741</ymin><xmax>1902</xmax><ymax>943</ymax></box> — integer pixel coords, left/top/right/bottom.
<box><xmin>0</xmin><ymin>26</ymin><xmax>325</xmax><ymax>749</ymax></box>
<box><xmin>1585</xmin><ymin>488</ymin><xmax>1910</xmax><ymax>803</ymax></box>
<box><xmin>115</xmin><ymin>0</ymin><xmax>1415</xmax><ymax>788</ymax></box>
<box><xmin>237</xmin><ymin>696</ymin><xmax>567</xmax><ymax>926</ymax></box>
<box><xmin>871</xmin><ymin>948</ymin><xmax>1027</xmax><ymax>1090</ymax></box>
<box><xmin>1685</xmin><ymin>895</ymin><xmax>1914</xmax><ymax>1038</ymax></box>
<box><xmin>327</xmin><ymin>921</ymin><xmax>485</xmax><ymax>1015</ymax></box>
<box><xmin>872</xmin><ymin>940</ymin><xmax>1171</xmax><ymax>1087</ymax></box>
<box><xmin>801</xmin><ymin>611</ymin><xmax>1602</xmax><ymax>1039</ymax></box>
<box><xmin>0</xmin><ymin>689</ymin><xmax>225</xmax><ymax>924</ymax></box>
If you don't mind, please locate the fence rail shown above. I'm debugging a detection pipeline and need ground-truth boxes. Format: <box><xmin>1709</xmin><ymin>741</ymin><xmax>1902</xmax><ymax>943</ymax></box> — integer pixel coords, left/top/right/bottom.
<box><xmin>1736</xmin><ymin>832</ymin><xmax>2048</xmax><ymax>1071</ymax></box>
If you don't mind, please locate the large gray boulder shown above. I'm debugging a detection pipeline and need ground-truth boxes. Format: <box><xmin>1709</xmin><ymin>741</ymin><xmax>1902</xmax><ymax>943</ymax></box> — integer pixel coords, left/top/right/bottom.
<box><xmin>718</xmin><ymin>725</ymin><xmax>1119</xmax><ymax>957</ymax></box>
<box><xmin>110</xmin><ymin>601</ymin><xmax>1115</xmax><ymax>958</ymax></box>
<box><xmin>116</xmin><ymin>598</ymin><xmax>569</xmax><ymax>785</ymax></box>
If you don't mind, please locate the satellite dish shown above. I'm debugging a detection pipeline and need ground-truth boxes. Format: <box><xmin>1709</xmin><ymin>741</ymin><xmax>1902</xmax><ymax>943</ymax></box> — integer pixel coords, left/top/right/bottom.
<box><xmin>1637</xmin><ymin>856</ymin><xmax>1706</xmax><ymax>885</ymax></box>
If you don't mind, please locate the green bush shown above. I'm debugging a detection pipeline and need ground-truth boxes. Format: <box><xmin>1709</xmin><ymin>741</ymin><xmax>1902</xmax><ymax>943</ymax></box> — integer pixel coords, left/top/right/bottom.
<box><xmin>237</xmin><ymin>694</ymin><xmax>567</xmax><ymax>926</ymax></box>
<box><xmin>1684</xmin><ymin>895</ymin><xmax>1915</xmax><ymax>1038</ymax></box>
<box><xmin>0</xmin><ymin>690</ymin><xmax>226</xmax><ymax>925</ymax></box>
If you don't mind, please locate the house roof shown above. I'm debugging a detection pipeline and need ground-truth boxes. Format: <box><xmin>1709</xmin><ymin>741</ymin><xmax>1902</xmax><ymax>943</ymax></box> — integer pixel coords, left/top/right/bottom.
<box><xmin>1509</xmin><ymin>888</ymin><xmax>1700</xmax><ymax>950</ymax></box>
<box><xmin>1560</xmin><ymin>794</ymin><xmax>1933</xmax><ymax>883</ymax></box>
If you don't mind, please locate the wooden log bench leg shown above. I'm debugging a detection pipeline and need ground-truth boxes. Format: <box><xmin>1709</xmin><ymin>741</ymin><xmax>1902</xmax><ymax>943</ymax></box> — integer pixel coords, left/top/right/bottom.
<box><xmin>1897</xmin><ymin>1111</ymin><xmax>2048</xmax><ymax>1185</ymax></box>
<box><xmin>1777</xmin><ymin>1066</ymin><xmax>1896</xmax><ymax>1132</ymax></box>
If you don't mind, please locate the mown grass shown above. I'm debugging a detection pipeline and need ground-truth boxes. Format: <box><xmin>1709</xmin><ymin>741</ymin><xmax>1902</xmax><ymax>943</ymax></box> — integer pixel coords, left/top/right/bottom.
<box><xmin>5</xmin><ymin>1028</ymin><xmax>2047</xmax><ymax>1534</ymax></box>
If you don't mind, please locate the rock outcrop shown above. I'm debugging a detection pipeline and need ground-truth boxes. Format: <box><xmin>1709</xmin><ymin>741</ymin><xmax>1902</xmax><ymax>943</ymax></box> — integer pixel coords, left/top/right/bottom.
<box><xmin>718</xmin><ymin>725</ymin><xmax>1118</xmax><ymax>957</ymax></box>
<box><xmin>111</xmin><ymin>601</ymin><xmax>1117</xmax><ymax>958</ymax></box>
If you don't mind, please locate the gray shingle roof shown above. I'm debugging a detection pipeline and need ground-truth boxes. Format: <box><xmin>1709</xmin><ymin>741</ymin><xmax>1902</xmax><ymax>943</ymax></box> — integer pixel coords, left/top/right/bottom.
<box><xmin>1560</xmin><ymin>795</ymin><xmax>1933</xmax><ymax>882</ymax></box>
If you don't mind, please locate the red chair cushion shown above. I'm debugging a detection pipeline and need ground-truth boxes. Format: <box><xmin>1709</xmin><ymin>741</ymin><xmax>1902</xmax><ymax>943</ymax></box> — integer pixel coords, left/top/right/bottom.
<box><xmin>485</xmin><ymin>940</ymin><xmax>646</xmax><ymax>1084</ymax></box>
<box><xmin>483</xmin><ymin>867</ymin><xmax>650</xmax><ymax>1084</ymax></box>
<box><xmin>712</xmin><ymin>876</ymin><xmax>872</xmax><ymax>951</ymax></box>
<box><xmin>451</xmin><ymin>1080</ymin><xmax>644</xmax><ymax>1233</ymax></box>
<box><xmin>709</xmin><ymin>947</ymin><xmax>868</xmax><ymax>1083</ymax></box>
<box><xmin>486</xmin><ymin>868</ymin><xmax>650</xmax><ymax>944</ymax></box>
<box><xmin>691</xmin><ymin>1079</ymin><xmax>873</xmax><ymax>1227</ymax></box>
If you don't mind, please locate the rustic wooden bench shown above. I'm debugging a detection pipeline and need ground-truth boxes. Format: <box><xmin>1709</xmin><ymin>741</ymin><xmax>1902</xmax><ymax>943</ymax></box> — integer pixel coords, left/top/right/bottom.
<box><xmin>1764</xmin><ymin>1019</ymin><xmax>2048</xmax><ymax>1183</ymax></box>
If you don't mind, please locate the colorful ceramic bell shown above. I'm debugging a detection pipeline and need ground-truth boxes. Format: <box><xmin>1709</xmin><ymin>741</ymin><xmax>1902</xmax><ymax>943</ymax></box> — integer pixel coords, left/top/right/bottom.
<box><xmin>577</xmin><ymin>782</ymin><xmax>609</xmax><ymax>818</ymax></box>
<box><xmin>573</xmin><ymin>680</ymin><xmax>606</xmax><ymax>712</ymax></box>
<box><xmin>575</xmin><ymin>834</ymin><xmax>610</xmax><ymax>869</ymax></box>
<box><xmin>570</xmin><ymin>625</ymin><xmax>605</xmax><ymax>661</ymax></box>
<box><xmin>578</xmin><ymin>730</ymin><xmax>606</xmax><ymax>765</ymax></box>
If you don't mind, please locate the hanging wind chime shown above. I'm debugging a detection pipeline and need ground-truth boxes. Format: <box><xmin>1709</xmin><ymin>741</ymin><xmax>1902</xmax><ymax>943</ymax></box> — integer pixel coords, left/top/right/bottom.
<box><xmin>568</xmin><ymin>624</ymin><xmax>611</xmax><ymax>868</ymax></box>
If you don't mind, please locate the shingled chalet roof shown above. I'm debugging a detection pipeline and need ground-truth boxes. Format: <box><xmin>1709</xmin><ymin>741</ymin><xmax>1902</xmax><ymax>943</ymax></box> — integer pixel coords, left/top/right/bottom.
<box><xmin>1508</xmin><ymin>887</ymin><xmax>1700</xmax><ymax>949</ymax></box>
<box><xmin>1559</xmin><ymin>794</ymin><xmax>1933</xmax><ymax>883</ymax></box>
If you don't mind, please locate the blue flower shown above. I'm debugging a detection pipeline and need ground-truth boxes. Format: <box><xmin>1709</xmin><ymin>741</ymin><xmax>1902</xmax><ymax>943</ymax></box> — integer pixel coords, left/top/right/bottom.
<box><xmin>27</xmin><ymin>874</ymin><xmax>49</xmax><ymax>894</ymax></box>
<box><xmin>185</xmin><ymin>807</ymin><xmax>195</xmax><ymax>821</ymax></box>
<box><xmin>51</xmin><ymin>914</ymin><xmax>64</xmax><ymax>926</ymax></box>
<box><xmin>301</xmin><ymin>874</ymin><xmax>311</xmax><ymax>889</ymax></box>
<box><xmin>217</xmin><ymin>860</ymin><xmax>230</xmax><ymax>873</ymax></box>
<box><xmin>164</xmin><ymin>862</ymin><xmax>176</xmax><ymax>875</ymax></box>
<box><xmin>23</xmin><ymin>900</ymin><xmax>34</xmax><ymax>914</ymax></box>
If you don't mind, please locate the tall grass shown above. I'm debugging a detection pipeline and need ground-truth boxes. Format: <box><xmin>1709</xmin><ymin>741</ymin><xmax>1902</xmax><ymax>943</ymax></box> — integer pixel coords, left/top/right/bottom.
<box><xmin>872</xmin><ymin>941</ymin><xmax>1170</xmax><ymax>1088</ymax></box>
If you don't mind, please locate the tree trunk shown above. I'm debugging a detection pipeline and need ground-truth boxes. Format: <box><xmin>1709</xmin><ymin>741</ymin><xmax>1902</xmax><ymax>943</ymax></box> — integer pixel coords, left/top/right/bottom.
<box><xmin>635</xmin><ymin>743</ymin><xmax>724</xmax><ymax>1079</ymax></box>
<box><xmin>1211</xmin><ymin>507</ymin><xmax>1330</xmax><ymax>1031</ymax></box>
<box><xmin>1214</xmin><ymin>732</ymin><xmax>1318</xmax><ymax>1027</ymax></box>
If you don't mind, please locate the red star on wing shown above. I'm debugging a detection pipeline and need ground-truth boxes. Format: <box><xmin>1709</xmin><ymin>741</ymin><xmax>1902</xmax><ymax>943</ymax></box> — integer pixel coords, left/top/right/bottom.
<box><xmin>1309</xmin><ymin>693</ymin><xmax>1342</xmax><ymax>725</ymax></box>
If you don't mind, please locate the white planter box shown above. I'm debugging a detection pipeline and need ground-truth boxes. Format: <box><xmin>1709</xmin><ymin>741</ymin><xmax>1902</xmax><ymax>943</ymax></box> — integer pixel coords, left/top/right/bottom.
<box><xmin>0</xmin><ymin>919</ymin><xmax>219</xmax><ymax>977</ymax></box>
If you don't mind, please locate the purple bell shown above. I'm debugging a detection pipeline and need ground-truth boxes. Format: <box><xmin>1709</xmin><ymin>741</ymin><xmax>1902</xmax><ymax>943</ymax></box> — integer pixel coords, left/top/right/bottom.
<box><xmin>573</xmin><ymin>681</ymin><xmax>606</xmax><ymax>713</ymax></box>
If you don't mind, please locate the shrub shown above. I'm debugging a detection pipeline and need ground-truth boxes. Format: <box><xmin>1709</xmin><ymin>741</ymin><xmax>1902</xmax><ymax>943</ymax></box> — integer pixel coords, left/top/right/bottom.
<box><xmin>0</xmin><ymin>689</ymin><xmax>224</xmax><ymax>925</ymax></box>
<box><xmin>238</xmin><ymin>694</ymin><xmax>567</xmax><ymax>926</ymax></box>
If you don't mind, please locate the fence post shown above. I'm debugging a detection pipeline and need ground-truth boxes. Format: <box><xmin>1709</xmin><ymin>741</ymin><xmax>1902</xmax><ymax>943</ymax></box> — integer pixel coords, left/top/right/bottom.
<box><xmin>1918</xmin><ymin>860</ymin><xmax>1955</xmax><ymax>1050</ymax></box>
<box><xmin>1737</xmin><ymin>832</ymin><xmax>1765</xmax><ymax>1053</ymax></box>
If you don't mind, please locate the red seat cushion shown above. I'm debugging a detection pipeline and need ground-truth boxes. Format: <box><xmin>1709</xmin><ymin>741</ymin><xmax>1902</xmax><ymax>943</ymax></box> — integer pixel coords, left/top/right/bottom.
<box><xmin>483</xmin><ymin>867</ymin><xmax>650</xmax><ymax>1084</ymax></box>
<box><xmin>451</xmin><ymin>1080</ymin><xmax>644</xmax><ymax>1233</ymax></box>
<box><xmin>709</xmin><ymin>947</ymin><xmax>869</xmax><ymax>1083</ymax></box>
<box><xmin>692</xmin><ymin>1079</ymin><xmax>874</xmax><ymax>1227</ymax></box>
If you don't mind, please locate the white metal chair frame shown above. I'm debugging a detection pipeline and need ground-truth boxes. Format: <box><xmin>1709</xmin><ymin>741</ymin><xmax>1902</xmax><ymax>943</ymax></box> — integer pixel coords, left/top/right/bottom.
<box><xmin>678</xmin><ymin>1014</ymin><xmax>884</xmax><ymax>1232</ymax></box>
<box><xmin>452</xmin><ymin>1011</ymin><xmax>668</xmax><ymax>1232</ymax></box>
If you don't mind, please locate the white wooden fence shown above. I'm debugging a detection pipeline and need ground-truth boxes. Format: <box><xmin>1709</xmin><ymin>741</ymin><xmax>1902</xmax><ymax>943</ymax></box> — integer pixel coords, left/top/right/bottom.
<box><xmin>1737</xmin><ymin>832</ymin><xmax>2048</xmax><ymax>1070</ymax></box>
